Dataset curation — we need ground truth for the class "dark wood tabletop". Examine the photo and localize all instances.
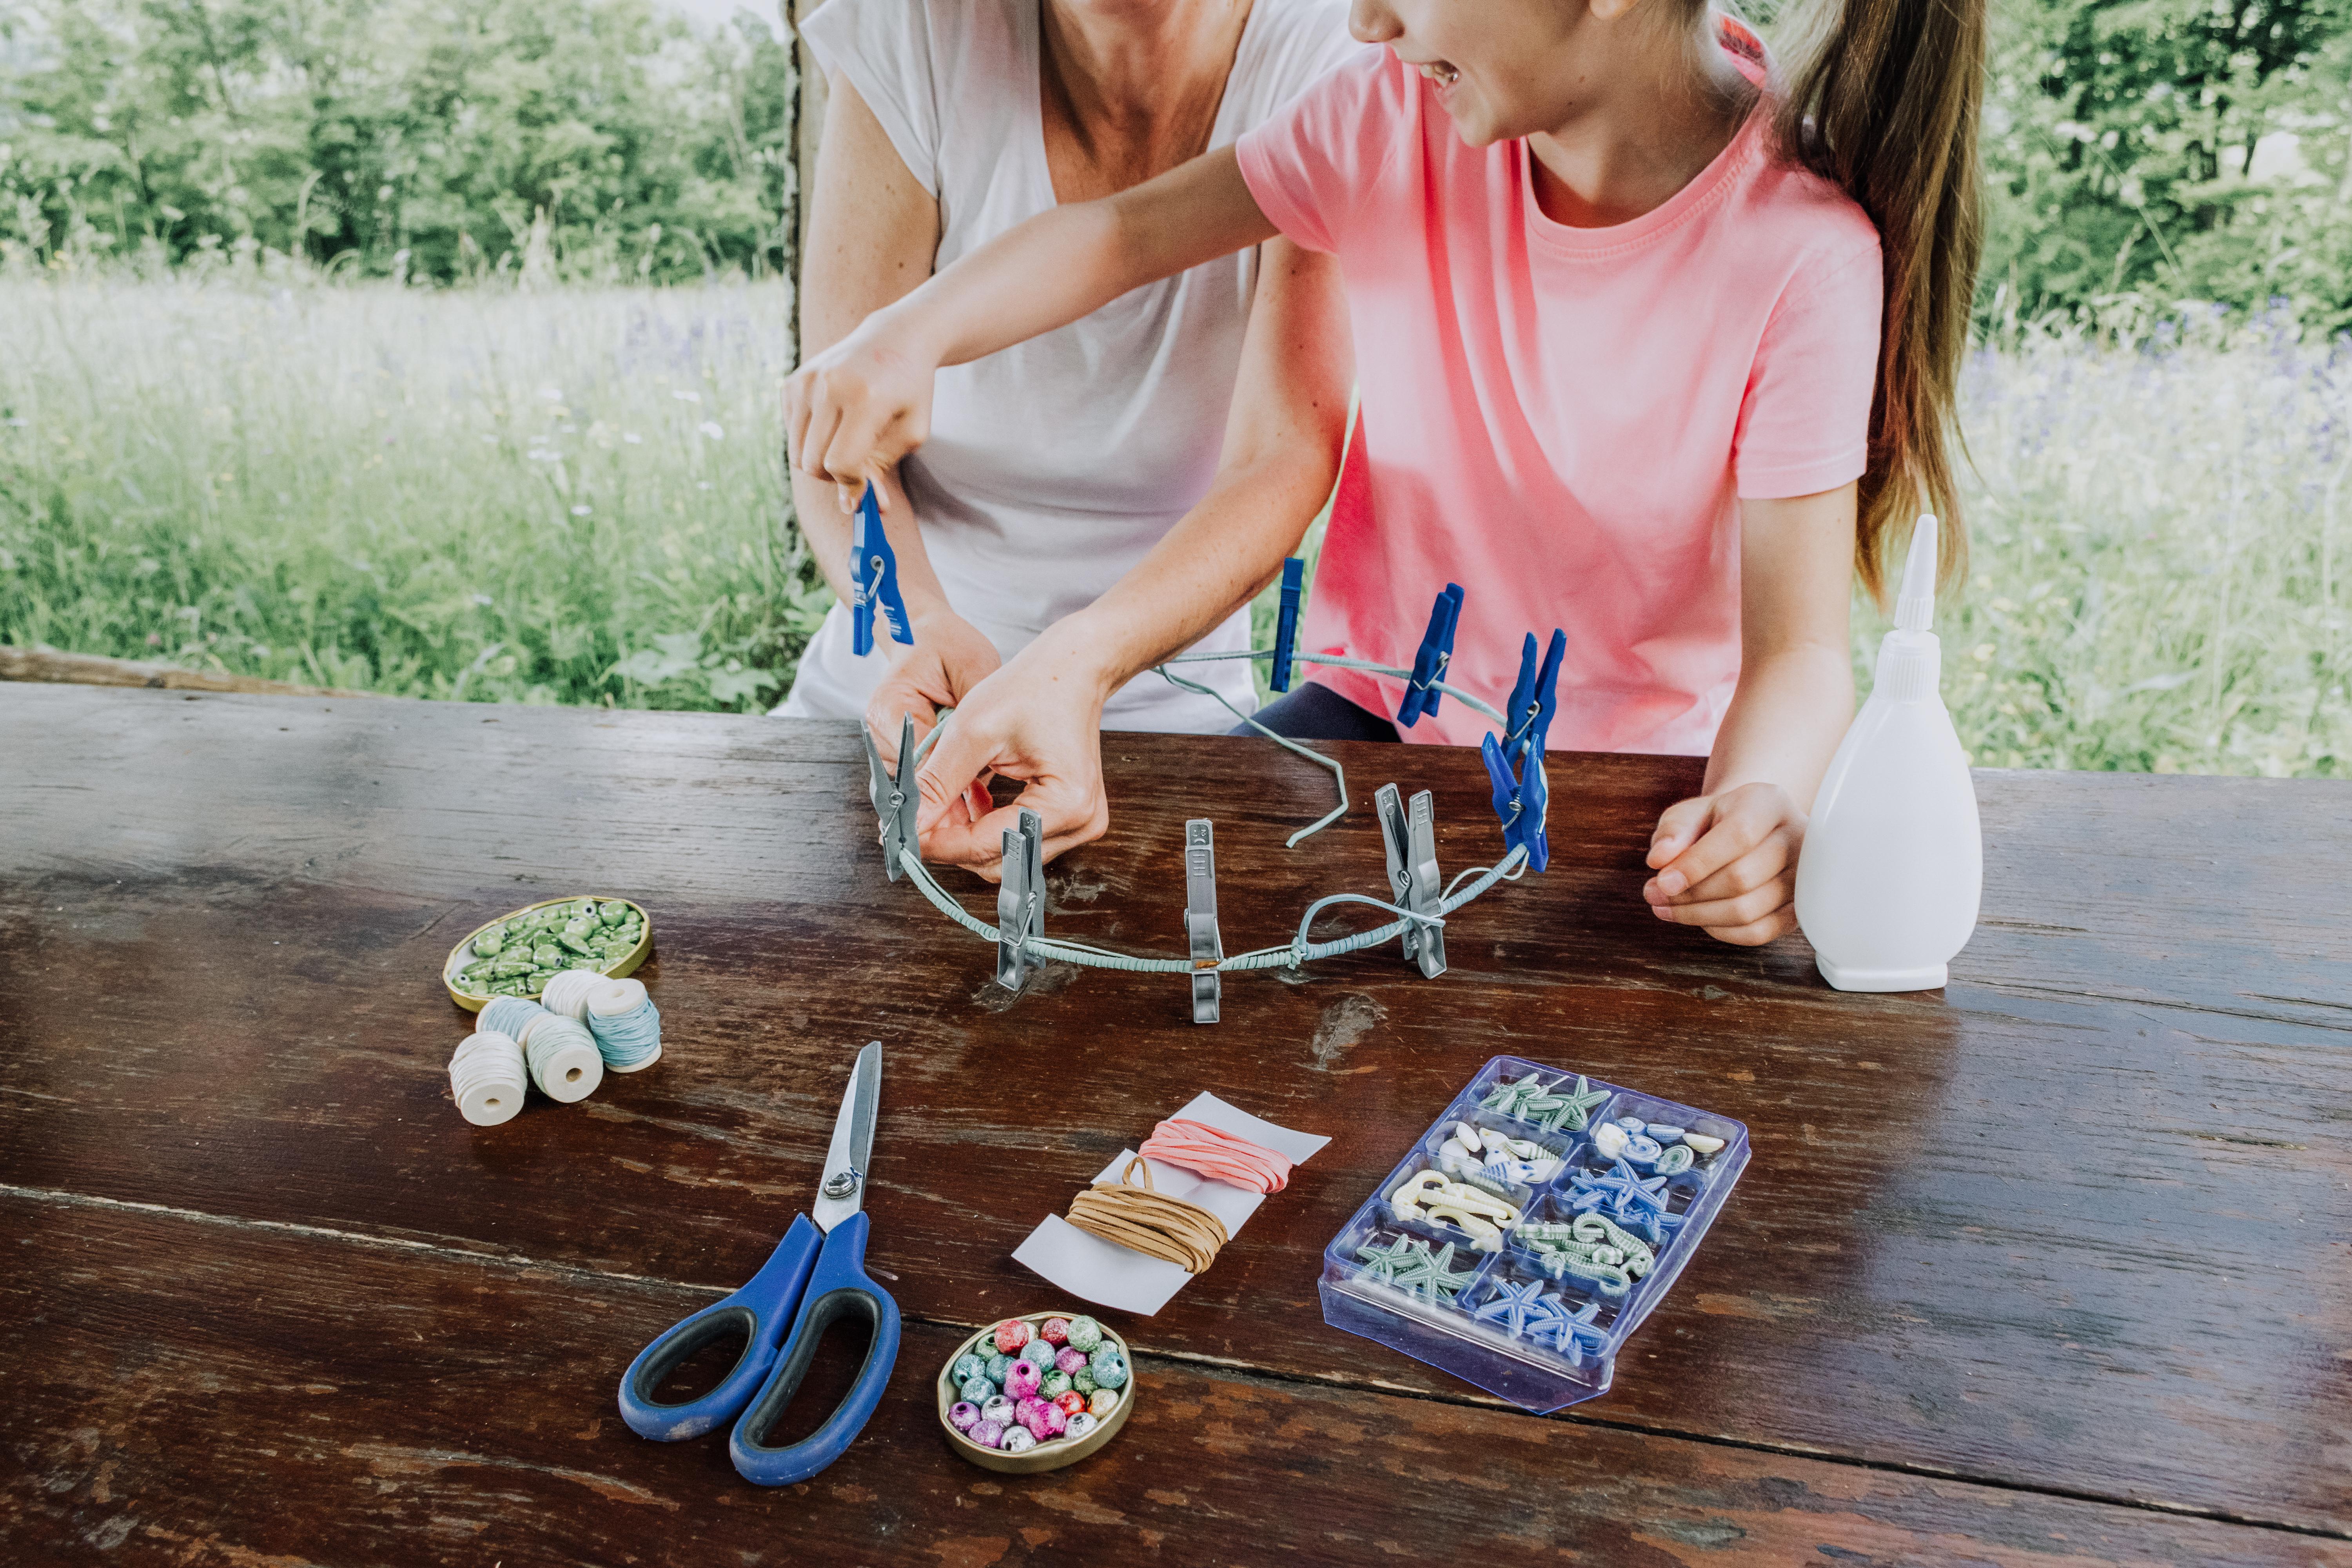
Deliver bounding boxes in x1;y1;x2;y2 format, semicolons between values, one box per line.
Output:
3;684;2347;1566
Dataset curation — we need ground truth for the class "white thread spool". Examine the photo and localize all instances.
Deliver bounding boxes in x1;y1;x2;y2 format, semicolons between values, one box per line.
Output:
518;1011;604;1103
450;1030;528;1126
540;968;601;1021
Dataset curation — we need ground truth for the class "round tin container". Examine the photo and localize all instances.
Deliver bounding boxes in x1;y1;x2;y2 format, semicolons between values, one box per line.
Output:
936;1312;1136;1474
442;896;652;1011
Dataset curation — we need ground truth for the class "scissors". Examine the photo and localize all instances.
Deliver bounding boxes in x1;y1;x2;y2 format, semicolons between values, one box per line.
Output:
617;1040;901;1485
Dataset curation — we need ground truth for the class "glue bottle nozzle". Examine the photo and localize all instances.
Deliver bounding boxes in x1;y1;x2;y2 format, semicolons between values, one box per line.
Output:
1893;514;1938;634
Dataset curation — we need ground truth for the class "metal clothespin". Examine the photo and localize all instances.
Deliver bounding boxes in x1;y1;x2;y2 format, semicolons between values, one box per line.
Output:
995;808;1045;991
850;483;914;657
1269;558;1305;695
1483;630;1565;871
863;712;922;882
1375;783;1446;978
1183;819;1223;1023
1396;583;1464;728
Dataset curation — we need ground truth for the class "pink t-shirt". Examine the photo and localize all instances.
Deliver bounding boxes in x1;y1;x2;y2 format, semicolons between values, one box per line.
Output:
1235;34;1883;753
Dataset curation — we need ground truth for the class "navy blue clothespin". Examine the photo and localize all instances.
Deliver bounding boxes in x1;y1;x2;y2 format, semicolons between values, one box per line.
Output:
863;712;921;882
850;483;914;658
995;808;1045;991
1396;583;1464;728
1482;630;1565;872
1183;819;1223;1023
1269;558;1305;695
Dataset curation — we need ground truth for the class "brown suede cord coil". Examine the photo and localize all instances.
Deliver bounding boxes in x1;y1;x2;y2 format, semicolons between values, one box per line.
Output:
1065;1156;1231;1274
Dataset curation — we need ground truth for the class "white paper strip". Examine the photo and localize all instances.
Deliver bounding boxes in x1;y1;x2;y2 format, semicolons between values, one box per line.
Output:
1009;1092;1331;1316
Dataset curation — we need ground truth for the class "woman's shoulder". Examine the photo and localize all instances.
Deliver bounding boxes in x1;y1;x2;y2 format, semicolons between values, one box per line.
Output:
800;0;1025;91
1229;0;1375;120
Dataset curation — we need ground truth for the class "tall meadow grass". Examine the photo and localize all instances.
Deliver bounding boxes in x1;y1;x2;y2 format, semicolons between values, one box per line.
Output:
0;272;824;710
5;272;2350;775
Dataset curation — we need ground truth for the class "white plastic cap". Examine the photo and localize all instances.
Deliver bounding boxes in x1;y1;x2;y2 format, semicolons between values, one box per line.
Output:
1894;514;1938;633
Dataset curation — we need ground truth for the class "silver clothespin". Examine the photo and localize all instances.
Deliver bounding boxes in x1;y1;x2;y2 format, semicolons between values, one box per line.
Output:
995;808;1045;990
1183;818;1223;1024
863;713;921;882
1376;783;1446;978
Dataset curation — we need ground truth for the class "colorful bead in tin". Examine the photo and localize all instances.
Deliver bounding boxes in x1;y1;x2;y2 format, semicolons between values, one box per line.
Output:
1020;1339;1059;1371
1071;1368;1098;1395
952;1353;988;1385
1088;1347;1129;1389
959;1374;995;1403
993;1320;1033;1355
1040;1316;1072;1346
970;1419;1005;1449
982;1396;1014;1425
1055;1347;1088;1376
984;1352;1012;1385
948;1401;981;1431
1065;1411;1099;1440
1041;1371;1072;1398
1052;1390;1087;1416
1065;1315;1103;1353
1089;1387;1120;1418
1001;1426;1038;1454
1005;1361;1043;1400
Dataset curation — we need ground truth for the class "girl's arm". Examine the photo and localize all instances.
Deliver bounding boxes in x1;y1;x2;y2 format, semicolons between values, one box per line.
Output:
783;147;1280;514
793;74;1004;781
906;237;1355;875
1644;483;1859;944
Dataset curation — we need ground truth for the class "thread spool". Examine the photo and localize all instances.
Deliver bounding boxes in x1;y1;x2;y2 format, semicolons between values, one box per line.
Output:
585;977;662;1072
540;969;600;1021
518;1011;604;1103
479;996;546;1040
450;1030;528;1127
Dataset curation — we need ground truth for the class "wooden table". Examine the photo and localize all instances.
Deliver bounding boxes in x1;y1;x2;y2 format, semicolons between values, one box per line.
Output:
4;685;2347;1566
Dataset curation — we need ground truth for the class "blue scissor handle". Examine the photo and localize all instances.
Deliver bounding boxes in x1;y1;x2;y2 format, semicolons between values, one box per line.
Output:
729;1210;902;1487
617;1214;822;1442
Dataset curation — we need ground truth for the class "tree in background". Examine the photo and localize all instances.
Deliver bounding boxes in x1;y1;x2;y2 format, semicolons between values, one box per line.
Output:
1981;0;2352;327
0;0;795;283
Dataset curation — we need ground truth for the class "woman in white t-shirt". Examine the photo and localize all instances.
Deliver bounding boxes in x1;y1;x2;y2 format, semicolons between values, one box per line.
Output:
779;0;1358;868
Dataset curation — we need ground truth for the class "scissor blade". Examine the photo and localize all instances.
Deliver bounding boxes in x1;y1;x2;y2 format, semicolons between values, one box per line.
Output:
811;1042;882;1233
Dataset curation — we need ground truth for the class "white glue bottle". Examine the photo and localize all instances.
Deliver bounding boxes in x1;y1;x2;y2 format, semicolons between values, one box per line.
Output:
1795;514;1982;991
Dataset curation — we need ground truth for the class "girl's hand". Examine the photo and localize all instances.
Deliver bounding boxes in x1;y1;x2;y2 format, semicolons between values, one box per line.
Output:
1642;783;1806;945
783;308;941;516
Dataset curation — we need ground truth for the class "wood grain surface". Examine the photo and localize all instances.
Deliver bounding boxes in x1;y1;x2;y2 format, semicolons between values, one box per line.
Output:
3;685;2347;1564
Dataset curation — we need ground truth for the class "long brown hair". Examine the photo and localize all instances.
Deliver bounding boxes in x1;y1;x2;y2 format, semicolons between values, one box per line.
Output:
1767;0;1985;599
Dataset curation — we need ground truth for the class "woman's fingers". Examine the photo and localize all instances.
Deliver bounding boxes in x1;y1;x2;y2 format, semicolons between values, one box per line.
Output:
1660;831;1791;906
1647;786;1789;897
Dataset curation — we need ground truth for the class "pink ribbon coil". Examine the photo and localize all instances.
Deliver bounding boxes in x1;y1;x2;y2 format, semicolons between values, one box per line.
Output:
1138;1118;1294;1194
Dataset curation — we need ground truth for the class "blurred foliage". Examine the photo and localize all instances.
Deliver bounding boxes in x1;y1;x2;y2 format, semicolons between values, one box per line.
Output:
1977;0;2352;327
0;0;794;284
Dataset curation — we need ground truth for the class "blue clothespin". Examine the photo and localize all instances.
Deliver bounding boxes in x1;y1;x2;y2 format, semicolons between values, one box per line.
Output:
1481;629;1565;871
850;484;914;658
1269;558;1305;694
1395;583;1463;728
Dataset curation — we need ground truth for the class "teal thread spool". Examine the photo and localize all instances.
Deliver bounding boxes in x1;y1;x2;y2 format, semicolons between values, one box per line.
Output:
585;977;662;1072
519;1013;603;1103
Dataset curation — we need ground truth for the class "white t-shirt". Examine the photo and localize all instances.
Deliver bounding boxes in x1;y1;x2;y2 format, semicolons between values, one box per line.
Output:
778;0;1360;731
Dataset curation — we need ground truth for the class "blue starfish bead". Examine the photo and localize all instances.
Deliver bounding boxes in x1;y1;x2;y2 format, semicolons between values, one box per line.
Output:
1469;1278;1549;1338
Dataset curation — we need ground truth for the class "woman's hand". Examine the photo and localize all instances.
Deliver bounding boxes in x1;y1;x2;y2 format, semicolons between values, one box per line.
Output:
910;622;1116;880
864;608;1003;824
1642;782;1806;945
783;307;943;516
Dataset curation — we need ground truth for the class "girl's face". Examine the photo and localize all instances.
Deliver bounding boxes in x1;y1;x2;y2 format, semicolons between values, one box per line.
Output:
1348;0;1607;145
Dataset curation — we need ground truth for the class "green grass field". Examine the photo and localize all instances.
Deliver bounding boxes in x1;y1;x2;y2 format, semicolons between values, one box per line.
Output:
5;276;2349;775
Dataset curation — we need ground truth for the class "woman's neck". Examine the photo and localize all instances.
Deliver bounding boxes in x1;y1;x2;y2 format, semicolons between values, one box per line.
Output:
1040;0;1254;204
1525;21;1754;229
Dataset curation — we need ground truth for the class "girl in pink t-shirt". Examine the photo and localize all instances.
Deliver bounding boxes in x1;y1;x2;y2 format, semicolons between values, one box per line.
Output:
786;0;1985;947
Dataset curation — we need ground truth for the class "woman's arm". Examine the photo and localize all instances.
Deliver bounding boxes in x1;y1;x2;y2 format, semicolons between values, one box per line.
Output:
907;236;1356;876
793;73;1004;773
784;147;1279;514
1644;483;1858;944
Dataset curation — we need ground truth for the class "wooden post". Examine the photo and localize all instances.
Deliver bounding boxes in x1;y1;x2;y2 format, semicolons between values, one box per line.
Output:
790;0;831;361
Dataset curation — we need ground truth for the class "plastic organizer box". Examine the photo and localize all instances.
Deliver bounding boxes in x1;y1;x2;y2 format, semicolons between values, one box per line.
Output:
1319;1055;1749;1412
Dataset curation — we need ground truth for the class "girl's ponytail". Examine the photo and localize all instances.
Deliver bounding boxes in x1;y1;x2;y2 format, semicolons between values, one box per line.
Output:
1769;0;1985;599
